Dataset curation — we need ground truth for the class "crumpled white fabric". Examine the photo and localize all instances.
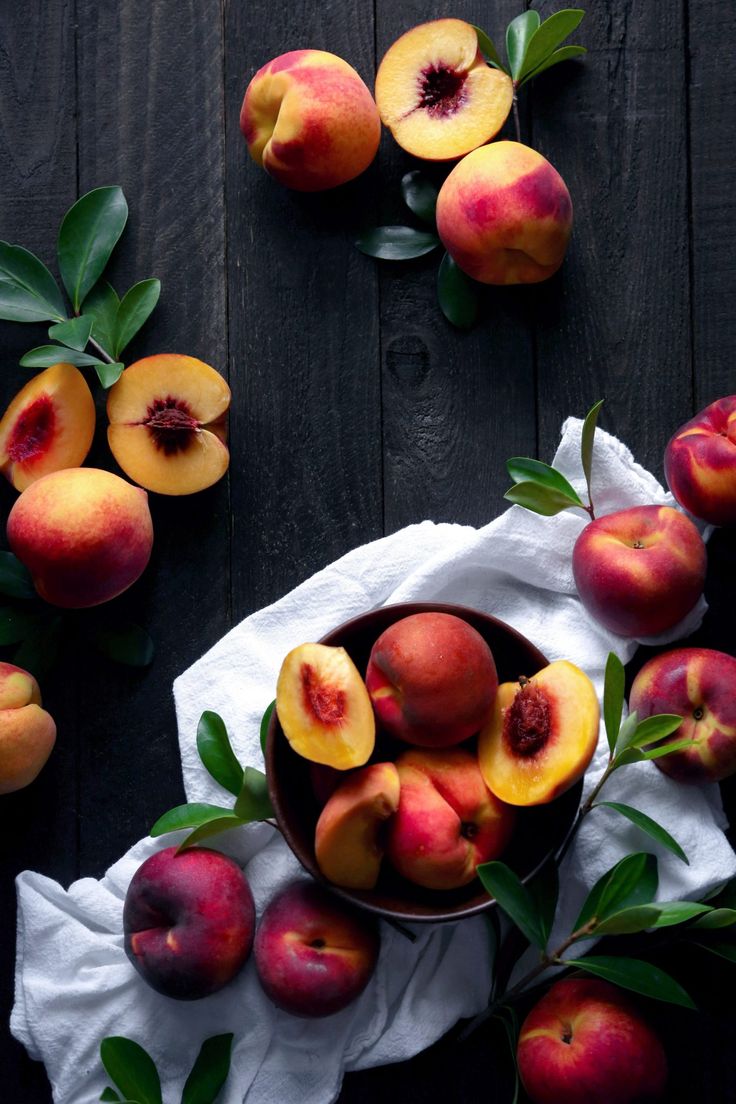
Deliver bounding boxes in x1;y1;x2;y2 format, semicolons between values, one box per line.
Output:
12;418;736;1104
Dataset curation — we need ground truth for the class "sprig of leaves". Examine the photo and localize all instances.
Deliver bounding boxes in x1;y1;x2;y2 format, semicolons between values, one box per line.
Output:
100;1033;233;1104
474;9;587;87
150;706;276;847
1;187;160;389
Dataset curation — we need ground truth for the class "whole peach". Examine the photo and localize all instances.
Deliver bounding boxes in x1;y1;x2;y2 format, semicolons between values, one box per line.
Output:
254;881;379;1017
572;505;706;637
436;141;573;284
665;395;736;525
0;662;56;794
365;611;498;747
123;846;255;1000
7;467;153;608
517;978;667;1104
240;50;381;191
630;647;736;783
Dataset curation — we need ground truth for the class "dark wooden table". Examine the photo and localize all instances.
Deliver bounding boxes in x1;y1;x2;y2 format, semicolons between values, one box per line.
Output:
1;1;734;1100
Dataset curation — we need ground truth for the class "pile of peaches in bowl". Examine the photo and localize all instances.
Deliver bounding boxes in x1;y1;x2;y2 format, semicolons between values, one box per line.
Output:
267;603;600;922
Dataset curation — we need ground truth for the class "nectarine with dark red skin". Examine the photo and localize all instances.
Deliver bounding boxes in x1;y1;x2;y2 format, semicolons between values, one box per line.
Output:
665;395;736;525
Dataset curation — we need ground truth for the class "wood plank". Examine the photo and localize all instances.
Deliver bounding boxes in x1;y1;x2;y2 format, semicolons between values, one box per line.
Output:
224;2;383;617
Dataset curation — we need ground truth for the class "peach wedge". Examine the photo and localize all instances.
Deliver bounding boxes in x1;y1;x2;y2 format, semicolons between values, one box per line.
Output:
315;762;400;890
0;363;95;491
276;643;375;770
478;660;599;806
107;354;230;495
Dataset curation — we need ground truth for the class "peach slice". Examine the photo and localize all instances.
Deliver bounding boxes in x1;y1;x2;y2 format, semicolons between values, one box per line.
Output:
107;354;230;496
478;661;599;806
276;643;375;770
375;19;513;161
315;762;400;890
0;364;95;491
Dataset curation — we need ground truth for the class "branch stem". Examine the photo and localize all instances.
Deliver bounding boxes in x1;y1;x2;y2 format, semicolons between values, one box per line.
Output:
88;335;114;363
512;90;521;142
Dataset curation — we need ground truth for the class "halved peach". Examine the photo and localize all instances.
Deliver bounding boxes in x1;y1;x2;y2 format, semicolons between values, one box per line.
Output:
276;643;375;770
375;19;513;161
106;354;230;495
315;762;400;890
0;364;95;491
478;661;600;806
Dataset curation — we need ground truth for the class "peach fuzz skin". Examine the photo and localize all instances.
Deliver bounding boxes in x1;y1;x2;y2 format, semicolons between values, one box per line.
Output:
240;50;381;192
517;978;667;1104
0;662;56;795
572;505;706;638
7;467;153;609
315;762;400;890
254;881;379;1017
436;141;573;284
630;647;736;784
124;846;255;1000
665;395;736;525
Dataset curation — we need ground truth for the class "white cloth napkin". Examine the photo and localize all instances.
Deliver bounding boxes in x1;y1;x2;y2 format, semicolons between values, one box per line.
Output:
12;419;736;1104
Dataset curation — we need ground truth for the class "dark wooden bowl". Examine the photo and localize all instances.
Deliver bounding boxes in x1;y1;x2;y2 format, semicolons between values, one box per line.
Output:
266;601;582;923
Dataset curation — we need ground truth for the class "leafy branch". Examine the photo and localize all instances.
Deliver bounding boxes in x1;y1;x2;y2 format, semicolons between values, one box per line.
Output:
100;1032;233;1104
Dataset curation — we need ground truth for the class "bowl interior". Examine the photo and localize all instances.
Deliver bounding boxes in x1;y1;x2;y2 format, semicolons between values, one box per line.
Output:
267;601;582;922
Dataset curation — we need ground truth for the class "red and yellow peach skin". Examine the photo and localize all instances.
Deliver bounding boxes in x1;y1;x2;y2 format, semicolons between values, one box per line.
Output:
315;762;400;890
665;395;736;526
241;50;381;191
436;141;573;284
0;663;56;794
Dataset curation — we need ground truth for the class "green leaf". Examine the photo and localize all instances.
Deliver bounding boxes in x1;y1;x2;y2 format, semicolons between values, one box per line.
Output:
0;553;36;600
437;252;478;329
234;766;274;821
182;1033;234;1104
527;860;559;948
613;710;639;755
100;1037;162;1104
0;605;41;645
180;815;247;849
614;746;645;767
20;344;105;369
592;904;662;936
100;1090;123;1102
150;802;236;838
566;956;696;1009
692;908;736;930
356;226;440;261
574;852;658;931
630;714;683;748
506;457;583;505
260;700;275;757
506;10;540;81
95;360;125;389
518;45;587;87
519;9;585;81
197;711;244;797
641;737;697;760
401;171;438;225
92;622;154;667
48;314;93;351
650;901;713;929
83;280;120;356
58;186;128;312
503;481;581;516
113;279;160;358
471;25;507;72
14;615;64;679
695;938;736;963
596;802;689;864
579;398;603;508
477;861;545;949
0;242;66;322
603;652;625;754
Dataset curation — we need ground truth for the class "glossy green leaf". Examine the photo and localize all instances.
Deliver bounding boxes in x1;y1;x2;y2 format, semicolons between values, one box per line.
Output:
260;700;275;757
631;714;683;748
477;861;545;949
574;852;658;931
613;710;639;755
592;904;661;936
114;279;161;357
528;859;559;948
518;45;587;87
437;252;479;329
506;457;583;504
520;9;585;81
0;553;36;600
603;652;624;754
182;1033;234;1104
401;171;438;225
506;10;540;81
197;711;244;797
180;815;247;849
83;280;120;357
92;622;154;667
234;766;274;821
58;186;128;311
100;1089;123;1102
356;226;440;260
614;746;645;767
14;615;64;679
579;398;603;507
100;1037;162;1104
694;938;736;963
566;956;696;1009
596;802;688;864
150;802;236;838
641;737;697;760
471;25;507;72
691;908;736;930
707;878;736;909
0;605;41;645
0;242;66;322
95;360;125;388
48;314;93;350
20;344;105;369
649;901;713;929
503;481;581;516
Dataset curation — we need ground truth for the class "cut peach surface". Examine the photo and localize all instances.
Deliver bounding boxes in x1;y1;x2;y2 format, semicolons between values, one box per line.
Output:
107;354;230;496
375;19;513;161
0;363;95;491
478;660;599;806
315;762;400;890
276;642;375;769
